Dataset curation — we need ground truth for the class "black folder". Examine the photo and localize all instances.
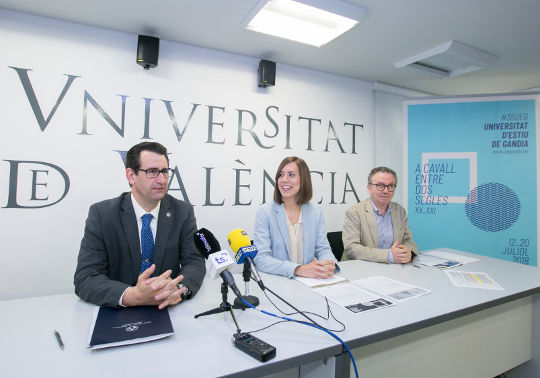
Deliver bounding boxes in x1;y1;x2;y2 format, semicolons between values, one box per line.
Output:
87;305;174;349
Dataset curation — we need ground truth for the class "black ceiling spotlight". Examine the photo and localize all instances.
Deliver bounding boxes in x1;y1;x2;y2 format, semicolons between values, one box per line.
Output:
136;35;160;70
258;60;276;88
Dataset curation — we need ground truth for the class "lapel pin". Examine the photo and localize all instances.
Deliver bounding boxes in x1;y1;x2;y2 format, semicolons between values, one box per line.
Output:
166;212;171;218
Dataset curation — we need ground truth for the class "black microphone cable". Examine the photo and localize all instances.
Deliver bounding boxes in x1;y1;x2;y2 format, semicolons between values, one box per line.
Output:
256;283;326;329
260;289;345;332
240;296;359;378
250;273;345;332
243;295;344;334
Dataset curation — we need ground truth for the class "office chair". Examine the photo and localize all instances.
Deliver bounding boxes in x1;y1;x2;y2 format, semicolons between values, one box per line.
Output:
327;231;344;261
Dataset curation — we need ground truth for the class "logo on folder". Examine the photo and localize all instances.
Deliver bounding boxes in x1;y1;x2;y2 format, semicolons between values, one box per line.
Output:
113;321;151;333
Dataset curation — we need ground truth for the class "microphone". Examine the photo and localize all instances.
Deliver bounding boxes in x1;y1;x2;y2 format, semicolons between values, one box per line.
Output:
225;230;325;331
227;229;265;290
194;228;242;298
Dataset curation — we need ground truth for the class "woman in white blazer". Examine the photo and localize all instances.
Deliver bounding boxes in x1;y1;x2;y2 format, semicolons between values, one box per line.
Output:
253;157;337;278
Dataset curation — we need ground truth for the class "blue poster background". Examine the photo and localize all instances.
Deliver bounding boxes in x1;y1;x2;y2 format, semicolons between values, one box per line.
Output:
407;99;537;266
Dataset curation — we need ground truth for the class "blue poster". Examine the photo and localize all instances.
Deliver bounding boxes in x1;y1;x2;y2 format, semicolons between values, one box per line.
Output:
406;97;537;266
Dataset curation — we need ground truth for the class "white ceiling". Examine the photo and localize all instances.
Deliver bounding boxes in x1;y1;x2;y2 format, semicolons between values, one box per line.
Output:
2;0;540;96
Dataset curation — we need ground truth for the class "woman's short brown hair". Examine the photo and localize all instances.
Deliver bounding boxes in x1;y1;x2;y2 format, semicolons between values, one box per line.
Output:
273;156;312;205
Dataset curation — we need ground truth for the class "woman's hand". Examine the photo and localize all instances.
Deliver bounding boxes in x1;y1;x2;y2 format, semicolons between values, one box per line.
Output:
294;258;335;279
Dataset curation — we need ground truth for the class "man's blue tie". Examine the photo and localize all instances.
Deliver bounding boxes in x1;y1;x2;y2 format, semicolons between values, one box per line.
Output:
140;213;154;273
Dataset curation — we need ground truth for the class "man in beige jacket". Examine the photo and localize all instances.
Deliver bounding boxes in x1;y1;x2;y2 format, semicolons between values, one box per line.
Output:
342;167;417;263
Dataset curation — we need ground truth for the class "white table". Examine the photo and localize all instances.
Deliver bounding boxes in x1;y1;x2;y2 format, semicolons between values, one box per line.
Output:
334;248;540;378
1;248;539;378
0;272;342;378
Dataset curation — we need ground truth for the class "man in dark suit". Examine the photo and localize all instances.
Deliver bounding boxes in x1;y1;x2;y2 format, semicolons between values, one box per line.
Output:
74;142;205;308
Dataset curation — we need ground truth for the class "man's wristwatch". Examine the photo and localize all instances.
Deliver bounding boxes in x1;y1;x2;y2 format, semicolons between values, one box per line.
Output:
177;283;191;300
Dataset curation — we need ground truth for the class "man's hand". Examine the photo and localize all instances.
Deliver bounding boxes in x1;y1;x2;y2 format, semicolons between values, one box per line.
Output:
294;258;335;279
122;265;187;309
390;240;412;263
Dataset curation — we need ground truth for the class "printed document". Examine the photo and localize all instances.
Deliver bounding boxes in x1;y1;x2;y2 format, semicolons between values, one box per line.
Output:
445;270;504;290
352;276;431;302
294;274;347;288
314;282;394;313
417;250;478;269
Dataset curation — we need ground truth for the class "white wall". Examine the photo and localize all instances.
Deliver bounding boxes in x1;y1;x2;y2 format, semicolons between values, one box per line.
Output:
0;10;381;300
373;89;409;204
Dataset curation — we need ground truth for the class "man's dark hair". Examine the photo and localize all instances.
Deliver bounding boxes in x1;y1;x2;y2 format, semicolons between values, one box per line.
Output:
368;166;397;185
125;142;169;171
273;156;312;205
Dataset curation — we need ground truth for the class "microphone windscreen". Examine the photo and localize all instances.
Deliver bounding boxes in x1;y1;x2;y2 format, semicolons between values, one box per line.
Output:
194;228;221;258
227;228;251;252
208;250;235;279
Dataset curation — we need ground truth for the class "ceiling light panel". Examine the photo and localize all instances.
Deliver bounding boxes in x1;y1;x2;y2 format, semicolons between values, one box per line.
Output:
243;0;366;47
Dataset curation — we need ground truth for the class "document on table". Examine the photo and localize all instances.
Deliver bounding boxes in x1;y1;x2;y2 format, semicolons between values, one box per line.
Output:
445;270;504;290
294;274;347;288
351;276;431;302
425;250;479;264
417;250;479;269
313;282;395;313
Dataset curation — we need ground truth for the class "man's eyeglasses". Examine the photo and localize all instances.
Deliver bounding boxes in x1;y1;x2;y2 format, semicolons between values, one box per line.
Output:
368;183;396;192
138;168;173;178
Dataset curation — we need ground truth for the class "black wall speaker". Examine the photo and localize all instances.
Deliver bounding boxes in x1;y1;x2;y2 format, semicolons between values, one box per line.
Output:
137;35;160;70
258;60;276;87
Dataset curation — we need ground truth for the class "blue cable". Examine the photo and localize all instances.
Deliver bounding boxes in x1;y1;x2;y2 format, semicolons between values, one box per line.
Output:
241;297;359;378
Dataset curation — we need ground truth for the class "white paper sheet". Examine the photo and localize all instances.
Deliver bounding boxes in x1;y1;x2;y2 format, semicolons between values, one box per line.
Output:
294;274;347;288
352;276;430;302
423;250;479;264
445;270;504;290
313;283;394;313
313;282;394;313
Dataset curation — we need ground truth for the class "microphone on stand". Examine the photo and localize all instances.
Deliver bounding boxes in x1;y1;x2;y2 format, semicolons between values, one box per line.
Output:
227;229;326;329
226;228;261;308
193;228;241;298
232;258;260;309
193;229;276;362
227;228;265;290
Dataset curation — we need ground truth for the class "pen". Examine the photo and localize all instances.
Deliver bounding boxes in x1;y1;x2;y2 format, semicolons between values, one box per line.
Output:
54;329;64;350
